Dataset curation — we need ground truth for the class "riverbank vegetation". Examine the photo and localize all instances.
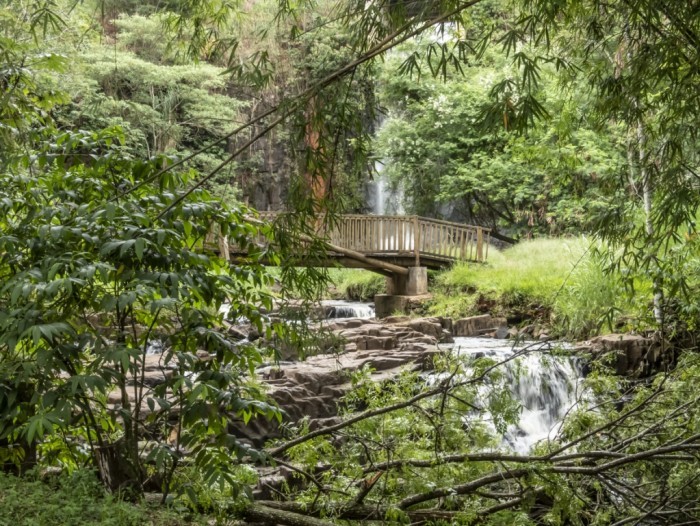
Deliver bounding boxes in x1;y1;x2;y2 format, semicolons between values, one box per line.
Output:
327;268;386;301
2;0;700;524
429;238;647;339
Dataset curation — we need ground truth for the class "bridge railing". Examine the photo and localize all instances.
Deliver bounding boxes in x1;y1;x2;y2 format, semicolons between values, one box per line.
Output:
255;213;489;263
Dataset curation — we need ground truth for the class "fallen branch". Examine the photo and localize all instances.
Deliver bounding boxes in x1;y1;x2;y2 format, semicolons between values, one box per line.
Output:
267;345;544;458
243;503;336;526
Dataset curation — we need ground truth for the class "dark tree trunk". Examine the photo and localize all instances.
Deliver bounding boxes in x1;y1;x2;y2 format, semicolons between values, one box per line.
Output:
94;440;141;494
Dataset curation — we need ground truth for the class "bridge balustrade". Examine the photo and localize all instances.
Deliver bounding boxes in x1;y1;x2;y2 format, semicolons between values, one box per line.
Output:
254;213;489;265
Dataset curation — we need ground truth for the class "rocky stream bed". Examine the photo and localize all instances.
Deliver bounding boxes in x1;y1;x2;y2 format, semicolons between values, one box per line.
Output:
114;304;671;452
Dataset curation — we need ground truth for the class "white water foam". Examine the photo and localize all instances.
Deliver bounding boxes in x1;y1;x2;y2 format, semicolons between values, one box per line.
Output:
321;300;375;319
448;337;584;454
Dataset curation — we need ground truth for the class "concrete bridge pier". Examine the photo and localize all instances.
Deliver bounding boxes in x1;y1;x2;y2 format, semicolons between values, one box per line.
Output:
386;266;428;296
375;266;428;318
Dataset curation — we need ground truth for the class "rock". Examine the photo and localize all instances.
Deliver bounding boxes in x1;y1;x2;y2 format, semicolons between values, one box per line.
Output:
227;325;248;340
441;329;455;343
438;317;453;333
520;324;534;337
227;316;453;444
454;315;507;337
405;319;442;340
507;327;520;339
364;336;396;350
577;333;670;376
332;318;371;329
383;315;412;324
494;326;510;339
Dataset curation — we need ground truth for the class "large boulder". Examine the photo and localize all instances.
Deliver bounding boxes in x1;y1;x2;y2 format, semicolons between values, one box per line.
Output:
233;316;454;444
576;333;670;376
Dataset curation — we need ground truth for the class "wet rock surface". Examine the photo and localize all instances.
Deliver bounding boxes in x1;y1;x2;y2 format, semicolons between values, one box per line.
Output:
243;316;452;443
453;314;508;337
574;333;672;376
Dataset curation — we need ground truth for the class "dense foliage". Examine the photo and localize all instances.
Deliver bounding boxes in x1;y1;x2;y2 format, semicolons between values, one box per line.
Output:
377;45;626;238
0;0;310;503
267;349;700;526
1;0;700;525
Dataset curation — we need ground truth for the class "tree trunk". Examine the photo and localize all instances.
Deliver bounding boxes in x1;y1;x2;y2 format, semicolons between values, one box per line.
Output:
94;440;141;494
243;503;336;526
637;118;664;326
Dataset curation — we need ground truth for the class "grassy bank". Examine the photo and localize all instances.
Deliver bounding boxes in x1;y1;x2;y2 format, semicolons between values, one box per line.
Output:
430;237;647;338
326;268;386;301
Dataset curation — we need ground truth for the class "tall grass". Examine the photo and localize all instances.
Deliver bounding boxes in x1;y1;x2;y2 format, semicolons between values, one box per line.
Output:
438;238;590;301
552;250;636;338
432;237;646;338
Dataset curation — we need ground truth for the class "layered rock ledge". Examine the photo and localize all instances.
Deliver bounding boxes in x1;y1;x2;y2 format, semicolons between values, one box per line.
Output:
239;316;454;443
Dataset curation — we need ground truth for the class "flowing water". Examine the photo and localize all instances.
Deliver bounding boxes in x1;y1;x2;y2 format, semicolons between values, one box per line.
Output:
223;297;584;453
321;300;375;319
366;162;405;215
447;337;584;453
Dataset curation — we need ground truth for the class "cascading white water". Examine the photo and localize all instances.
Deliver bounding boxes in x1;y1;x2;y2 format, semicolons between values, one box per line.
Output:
448;337;583;454
322;300;375;319
367;160;405;215
146;340;164;355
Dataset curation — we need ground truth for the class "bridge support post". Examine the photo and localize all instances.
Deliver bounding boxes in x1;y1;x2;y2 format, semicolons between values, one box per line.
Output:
376;267;429;318
385;266;428;296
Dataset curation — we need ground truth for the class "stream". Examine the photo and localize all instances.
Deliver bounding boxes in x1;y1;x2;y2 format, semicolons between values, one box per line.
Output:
447;337;583;453
317;302;584;454
321;300;375;319
171;300;585;454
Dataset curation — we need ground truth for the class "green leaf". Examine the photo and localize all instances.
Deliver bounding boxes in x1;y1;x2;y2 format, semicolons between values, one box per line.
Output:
135;238;145;261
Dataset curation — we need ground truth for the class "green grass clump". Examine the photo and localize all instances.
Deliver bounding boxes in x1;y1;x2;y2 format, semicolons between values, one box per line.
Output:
327;268;386;301
438;238;590;301
552;251;641;338
0;470;203;526
431;237;647;338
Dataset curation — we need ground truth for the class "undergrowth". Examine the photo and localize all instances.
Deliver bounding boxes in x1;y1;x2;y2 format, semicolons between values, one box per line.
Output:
0;470;204;526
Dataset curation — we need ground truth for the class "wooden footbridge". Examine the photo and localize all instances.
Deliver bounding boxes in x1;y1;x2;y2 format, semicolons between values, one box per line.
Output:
217;213;490;275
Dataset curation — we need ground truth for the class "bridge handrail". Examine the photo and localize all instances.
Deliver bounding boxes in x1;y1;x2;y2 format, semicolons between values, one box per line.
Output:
253;213;489;263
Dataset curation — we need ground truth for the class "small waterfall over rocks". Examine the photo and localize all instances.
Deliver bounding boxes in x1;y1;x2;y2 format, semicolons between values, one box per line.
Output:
448;337;584;454
321;300;375;319
176;298;583;454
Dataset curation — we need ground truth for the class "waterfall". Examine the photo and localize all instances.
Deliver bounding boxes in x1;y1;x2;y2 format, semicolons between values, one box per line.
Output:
146;340;164;355
322;300;375;319
367;161;405;215
448;337;584;453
